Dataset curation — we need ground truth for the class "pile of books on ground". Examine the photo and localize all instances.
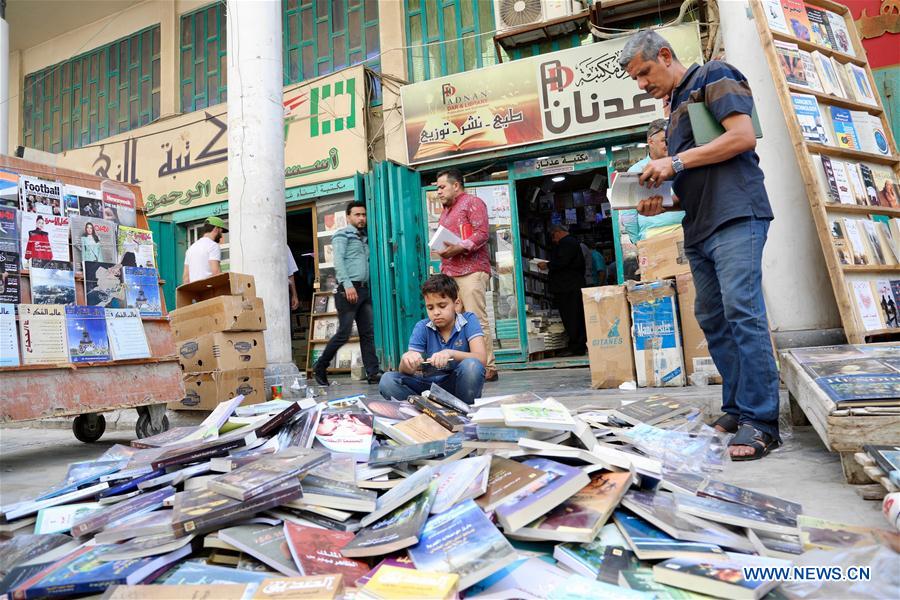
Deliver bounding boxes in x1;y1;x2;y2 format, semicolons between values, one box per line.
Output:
1;390;898;599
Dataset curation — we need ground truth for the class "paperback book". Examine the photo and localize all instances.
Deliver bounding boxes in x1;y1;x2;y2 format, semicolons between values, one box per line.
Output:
431;454;492;514
804;6;833;48
815;373;900;406
673;492;799;535
773;41;806;86
612;510;726;561
105;308;151;360
495;457;590;532
762;0;789;33
476;456;549;512
69;216;117;271
123;267;162;316
283;521;369;581
207;447;328;501
826;10;854;55
652;557;778;600
17;304;68;365
790;93;828;144
829;107;858;150
64;305;111;363
218;524;299;577
340;482;436;557
780;0;812;40
314;411;374;461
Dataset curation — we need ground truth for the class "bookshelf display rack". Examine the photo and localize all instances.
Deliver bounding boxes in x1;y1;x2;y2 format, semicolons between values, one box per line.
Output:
0;156;181;442
750;0;900;343
305;290;359;374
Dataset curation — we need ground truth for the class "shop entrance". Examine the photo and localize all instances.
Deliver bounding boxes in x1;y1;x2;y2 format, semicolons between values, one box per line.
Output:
286;206;315;368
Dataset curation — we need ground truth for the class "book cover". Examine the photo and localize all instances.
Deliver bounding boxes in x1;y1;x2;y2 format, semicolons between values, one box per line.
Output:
408;499;517;590
798;51;823;91
64;305;110;363
20;212;69;268
832;56;855;99
289;474;377;512
762;0;789;33
160;562;271;585
464;556;569;600
117;226;155;269
0;205;18;255
596;546;640;585
33;502;101;535
313;294;330;314
612;510;726;561
314;411;374;461
358;565;458;600
871;165;900;209
103;190;137;227
393;413;454;443
208;447;328;501
70;216;117;272
104;585;250;600
780;0;812;40
340;482;436;557
547;573;653;600
877;223;900;266
619;567;711;599
218;524;299;577
313;316;338;341
790;93;828;143
283;521;369;581
105;308;151;360
815;373;900;405
475;456;549;511
0;251;20;303
501;398;575;431
18;175;62;216
826;10;854;55
859;164;881;206
863;445;900;477
409;395;466;432
84;261;126;308
359;397;421;422
359;465;437;527
17;303;68;365
843;219;870;265
828;159;855;205
852;280;884;330
495;457;589;532
250;575;344;600
810;51;843;98
698;479;802;519
368;437;458;467
804;356;894;378
611;397;691;426
171;480;301;537
0;302;19;366
69;485;174;537
854;114;890;156
861;220;887;264
652;557;777;600
747;529;804;559
674;492;799;535
847;63;877;105
829;219;851;265
829;107;858;150
773;41;806;86
431;454;491;514
804;6;833;48
123;267;162;316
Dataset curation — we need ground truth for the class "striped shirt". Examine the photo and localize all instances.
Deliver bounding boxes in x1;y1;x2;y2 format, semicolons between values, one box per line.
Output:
667;61;773;246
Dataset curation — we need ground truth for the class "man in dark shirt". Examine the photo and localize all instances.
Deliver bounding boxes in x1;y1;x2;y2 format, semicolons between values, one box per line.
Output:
619;30;780;461
538;224;586;355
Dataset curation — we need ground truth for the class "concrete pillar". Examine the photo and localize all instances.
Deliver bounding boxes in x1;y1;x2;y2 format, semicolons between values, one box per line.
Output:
226;0;298;387
0;1;9;156
378;0;409;164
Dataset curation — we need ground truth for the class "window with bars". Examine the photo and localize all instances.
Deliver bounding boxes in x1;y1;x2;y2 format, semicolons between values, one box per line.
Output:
180;3;227;113
283;0;380;85
22;26;161;153
404;0;496;83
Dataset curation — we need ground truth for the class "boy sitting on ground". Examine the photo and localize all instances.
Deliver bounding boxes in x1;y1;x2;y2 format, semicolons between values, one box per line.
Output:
379;274;487;405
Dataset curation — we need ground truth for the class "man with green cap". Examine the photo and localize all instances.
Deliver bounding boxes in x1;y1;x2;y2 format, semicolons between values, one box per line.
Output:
183;216;227;283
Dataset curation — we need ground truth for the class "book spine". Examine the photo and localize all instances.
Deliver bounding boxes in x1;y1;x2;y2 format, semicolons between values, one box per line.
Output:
256;403;302;438
152;439;249;470
410;397;463;432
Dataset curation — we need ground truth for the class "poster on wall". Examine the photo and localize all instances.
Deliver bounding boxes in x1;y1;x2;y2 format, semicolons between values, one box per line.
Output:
401;23;702;165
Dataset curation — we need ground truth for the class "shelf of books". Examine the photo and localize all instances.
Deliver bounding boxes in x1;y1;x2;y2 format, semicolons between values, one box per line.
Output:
0;156;182;427
305;291;361;374
752;0;900;343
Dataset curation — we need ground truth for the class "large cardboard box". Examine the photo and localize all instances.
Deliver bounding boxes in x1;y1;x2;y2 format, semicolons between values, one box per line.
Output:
173;368;265;411
170;296;266;340
583;286;636;389
627;280;686;387
637;228;690;280
177;331;266;372
675;273;722;384
176;272;256;308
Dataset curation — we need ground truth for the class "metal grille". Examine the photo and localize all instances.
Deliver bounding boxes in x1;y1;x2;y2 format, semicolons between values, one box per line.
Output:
23;26;161;152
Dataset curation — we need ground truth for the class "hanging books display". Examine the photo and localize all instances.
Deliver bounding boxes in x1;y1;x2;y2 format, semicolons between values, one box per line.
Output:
0;205;18;255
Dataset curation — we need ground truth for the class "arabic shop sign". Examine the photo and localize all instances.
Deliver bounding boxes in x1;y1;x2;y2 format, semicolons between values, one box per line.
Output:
401;23;701;165
512;149;606;176
55;66;368;216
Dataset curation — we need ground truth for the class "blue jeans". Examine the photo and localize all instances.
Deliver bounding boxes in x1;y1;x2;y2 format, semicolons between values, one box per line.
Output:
684;217;780;441
379;358;486;405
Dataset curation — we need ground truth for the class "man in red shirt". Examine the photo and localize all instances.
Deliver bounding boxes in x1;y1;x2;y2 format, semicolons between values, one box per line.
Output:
434;169;497;382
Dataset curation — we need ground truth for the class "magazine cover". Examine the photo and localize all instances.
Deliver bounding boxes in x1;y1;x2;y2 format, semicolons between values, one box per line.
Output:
313;411;374;461
63;184;103;218
117;225;155;269
18;303;68;365
124;266;162;316
19;175;63;216
0;170;18;208
105;308;151;360
0;205;18;254
0;302;19;367
0;250;20;303
70;216;118;271
30;259;76;305
102;188;137;227
84;261;126;308
65;305;111;363
20;212;70;267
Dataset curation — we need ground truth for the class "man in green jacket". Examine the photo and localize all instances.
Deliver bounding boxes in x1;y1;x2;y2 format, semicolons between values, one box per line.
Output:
313;201;383;385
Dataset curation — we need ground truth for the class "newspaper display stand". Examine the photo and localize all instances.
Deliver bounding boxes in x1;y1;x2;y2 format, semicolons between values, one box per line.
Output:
0;156;181;442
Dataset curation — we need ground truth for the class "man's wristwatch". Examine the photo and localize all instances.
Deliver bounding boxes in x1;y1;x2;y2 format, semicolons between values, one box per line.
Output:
671;154;685;174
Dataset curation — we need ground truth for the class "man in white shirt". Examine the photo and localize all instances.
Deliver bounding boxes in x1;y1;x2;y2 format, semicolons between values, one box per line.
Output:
287;247;299;311
183;216;226;283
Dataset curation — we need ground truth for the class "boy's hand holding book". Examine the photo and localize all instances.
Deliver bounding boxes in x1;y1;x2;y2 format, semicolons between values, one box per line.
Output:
400;351;424;374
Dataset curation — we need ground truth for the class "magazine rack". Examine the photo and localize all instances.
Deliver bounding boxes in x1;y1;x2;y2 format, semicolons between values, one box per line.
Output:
305;290;360;375
0;156;182;442
750;0;900;343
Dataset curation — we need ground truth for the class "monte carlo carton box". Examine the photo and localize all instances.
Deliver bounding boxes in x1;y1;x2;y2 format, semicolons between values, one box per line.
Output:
582;286;636;389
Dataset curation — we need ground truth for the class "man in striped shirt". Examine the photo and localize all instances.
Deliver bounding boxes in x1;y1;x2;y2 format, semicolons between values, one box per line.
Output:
619;30;780;461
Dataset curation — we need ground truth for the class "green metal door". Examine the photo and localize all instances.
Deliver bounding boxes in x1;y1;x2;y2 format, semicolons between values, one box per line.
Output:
148;218;177;311
367;161;426;369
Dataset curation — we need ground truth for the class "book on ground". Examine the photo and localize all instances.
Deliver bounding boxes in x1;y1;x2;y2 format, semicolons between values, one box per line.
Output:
218;524;299;577
283;521;369;581
613;510;726;561
359;465;436;527
357;564;458;600
652;557;779;600
431;454;492;514
341;481;436;557
208;447;327;501
250;575;344;600
501;398;575;431
290;474;377;512
673;492;798;535
475;456;549;512
697;479;802;520
314;411;374;461
495;457;589;533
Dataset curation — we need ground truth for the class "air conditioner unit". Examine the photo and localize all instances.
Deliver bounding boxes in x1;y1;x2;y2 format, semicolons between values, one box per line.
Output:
494;0;581;32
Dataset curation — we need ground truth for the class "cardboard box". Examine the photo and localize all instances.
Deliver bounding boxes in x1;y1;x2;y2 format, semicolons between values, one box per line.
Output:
172;368;265;411
675;273;722;384
177;331;266;372
176;272;257;308
637;228;690;280
583;286;636;389
170;296;266;340
627;280;685;387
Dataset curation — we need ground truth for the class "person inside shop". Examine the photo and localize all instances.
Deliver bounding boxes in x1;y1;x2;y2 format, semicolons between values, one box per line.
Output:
590;242;607;287
182;216;226;283
621;118;686;246
433;168;498;383
620;30;780;461
287;246;300;311
313;201;383;386
379;274;486;405
537;224;586;356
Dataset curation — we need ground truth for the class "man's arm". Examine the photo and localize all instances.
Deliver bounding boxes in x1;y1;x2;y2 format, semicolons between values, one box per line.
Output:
208;260;222;276
182;263;190;284
331;232;352;291
288;276;299;311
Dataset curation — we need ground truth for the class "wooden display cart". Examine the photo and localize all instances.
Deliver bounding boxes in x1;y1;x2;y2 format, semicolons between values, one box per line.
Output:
750;0;900;343
0;157;181;442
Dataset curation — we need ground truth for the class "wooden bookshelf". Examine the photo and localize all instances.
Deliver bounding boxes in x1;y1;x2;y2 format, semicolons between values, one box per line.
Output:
750;0;900;343
305;290;361;374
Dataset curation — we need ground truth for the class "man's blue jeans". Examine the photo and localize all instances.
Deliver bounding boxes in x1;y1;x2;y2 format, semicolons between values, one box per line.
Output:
685;217;780;441
378;358;486;405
